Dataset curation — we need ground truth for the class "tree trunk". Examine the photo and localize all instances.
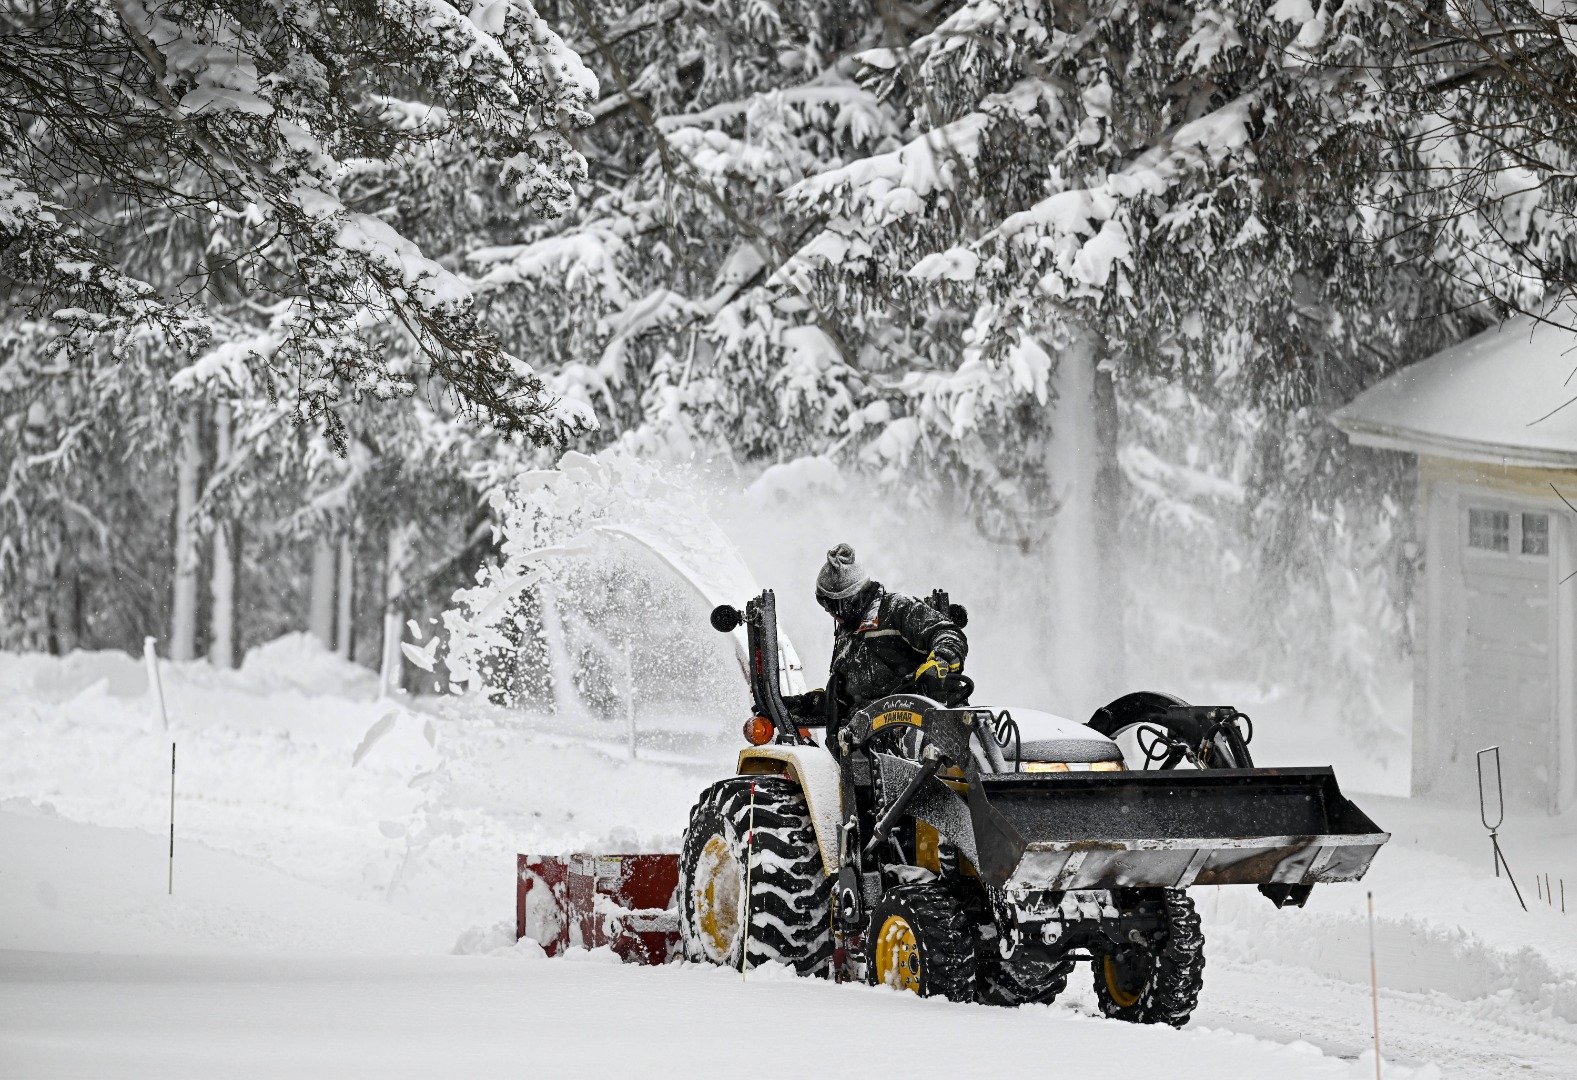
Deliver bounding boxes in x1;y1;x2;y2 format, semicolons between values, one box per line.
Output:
47;545;83;655
1092;355;1124;694
309;537;336;646
171;409;201;662
1043;334;1122;712
335;531;354;660
209;405;237;669
379;524;412;698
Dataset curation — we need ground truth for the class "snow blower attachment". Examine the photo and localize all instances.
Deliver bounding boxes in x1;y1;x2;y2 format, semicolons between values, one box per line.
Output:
519;587;1389;1027
518;853;679;964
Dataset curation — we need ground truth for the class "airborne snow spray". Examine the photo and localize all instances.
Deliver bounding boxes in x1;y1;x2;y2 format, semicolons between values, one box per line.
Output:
1367;892;1382;1080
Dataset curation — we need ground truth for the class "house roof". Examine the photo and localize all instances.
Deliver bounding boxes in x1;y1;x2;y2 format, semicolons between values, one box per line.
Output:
1332;312;1577;469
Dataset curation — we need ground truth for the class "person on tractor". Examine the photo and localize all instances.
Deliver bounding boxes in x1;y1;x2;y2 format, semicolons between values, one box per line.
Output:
786;544;967;738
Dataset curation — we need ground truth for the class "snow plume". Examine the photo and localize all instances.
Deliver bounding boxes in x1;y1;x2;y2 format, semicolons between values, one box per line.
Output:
425;446;1126;722
414;430;1410;754
1118;378;1413;757
427;451;799;715
706;458;1085;710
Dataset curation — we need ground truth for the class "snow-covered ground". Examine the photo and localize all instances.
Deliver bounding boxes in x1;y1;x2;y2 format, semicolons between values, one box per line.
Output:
2;642;1575;1078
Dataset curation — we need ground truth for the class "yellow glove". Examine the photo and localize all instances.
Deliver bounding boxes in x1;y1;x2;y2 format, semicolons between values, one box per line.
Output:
915;650;962;680
915;650;962;697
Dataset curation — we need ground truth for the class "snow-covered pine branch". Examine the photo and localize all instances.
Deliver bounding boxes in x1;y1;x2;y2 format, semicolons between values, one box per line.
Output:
0;0;599;446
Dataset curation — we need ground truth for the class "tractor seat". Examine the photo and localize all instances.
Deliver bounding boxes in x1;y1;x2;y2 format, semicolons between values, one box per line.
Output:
1007;708;1124;764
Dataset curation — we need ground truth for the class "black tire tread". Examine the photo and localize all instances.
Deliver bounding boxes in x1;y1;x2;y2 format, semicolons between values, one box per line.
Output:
953;884;1073;1007
980;952;1075;1007
1092;889;1205;1027
678;775;832;975
865;884;976;1002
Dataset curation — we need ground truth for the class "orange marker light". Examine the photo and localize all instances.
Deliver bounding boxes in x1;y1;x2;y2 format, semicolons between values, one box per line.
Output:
743;716;774;745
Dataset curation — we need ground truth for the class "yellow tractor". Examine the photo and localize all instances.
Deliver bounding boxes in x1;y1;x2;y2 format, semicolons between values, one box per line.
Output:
679;589;1388;1025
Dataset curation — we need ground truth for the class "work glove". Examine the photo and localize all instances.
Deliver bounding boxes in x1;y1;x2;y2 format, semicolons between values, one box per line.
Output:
914;646;962;698
787;688;827;719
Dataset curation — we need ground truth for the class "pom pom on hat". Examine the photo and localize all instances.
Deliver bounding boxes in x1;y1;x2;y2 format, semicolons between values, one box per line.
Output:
816;543;870;600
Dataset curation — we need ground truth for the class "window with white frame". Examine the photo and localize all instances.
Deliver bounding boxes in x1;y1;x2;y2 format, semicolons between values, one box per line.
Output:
1466;506;1548;559
1468;508;1509;552
1522;512;1549;557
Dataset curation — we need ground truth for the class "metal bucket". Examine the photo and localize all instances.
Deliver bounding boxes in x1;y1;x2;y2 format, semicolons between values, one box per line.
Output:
967;767;1388;894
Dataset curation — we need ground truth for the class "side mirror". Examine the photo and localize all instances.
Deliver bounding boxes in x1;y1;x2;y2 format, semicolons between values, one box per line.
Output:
948;603;968;629
710;605;743;633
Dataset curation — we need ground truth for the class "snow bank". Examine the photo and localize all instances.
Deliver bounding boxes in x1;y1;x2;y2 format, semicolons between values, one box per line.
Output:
0;637;734;936
1207;850;1577;1025
0;803;450;955
238;632;382;697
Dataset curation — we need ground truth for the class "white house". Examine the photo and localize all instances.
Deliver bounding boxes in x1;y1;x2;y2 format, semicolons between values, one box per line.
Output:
1332;314;1577;814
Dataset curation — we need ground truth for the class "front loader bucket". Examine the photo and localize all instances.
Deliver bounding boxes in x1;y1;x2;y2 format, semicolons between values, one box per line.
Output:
968;767;1387;894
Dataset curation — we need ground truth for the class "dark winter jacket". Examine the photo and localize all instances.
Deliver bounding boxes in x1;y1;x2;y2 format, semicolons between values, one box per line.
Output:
804;587;967;721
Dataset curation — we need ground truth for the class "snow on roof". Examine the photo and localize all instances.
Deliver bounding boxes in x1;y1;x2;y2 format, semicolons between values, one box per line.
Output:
1332;312;1577;469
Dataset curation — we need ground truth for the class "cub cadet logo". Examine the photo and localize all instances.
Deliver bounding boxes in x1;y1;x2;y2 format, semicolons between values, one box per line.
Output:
872;710;923;731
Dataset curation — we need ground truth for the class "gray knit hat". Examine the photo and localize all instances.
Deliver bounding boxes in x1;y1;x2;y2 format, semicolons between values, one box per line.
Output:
816;543;871;601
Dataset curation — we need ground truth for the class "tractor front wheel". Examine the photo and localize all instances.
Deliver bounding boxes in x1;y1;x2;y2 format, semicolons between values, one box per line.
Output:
678;775;831;975
979;951;1075;1007
959;887;1073;1007
865;885;976;1001
1091;889;1205;1027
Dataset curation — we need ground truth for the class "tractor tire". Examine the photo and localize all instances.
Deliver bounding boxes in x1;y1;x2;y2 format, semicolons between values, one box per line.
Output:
978;951;1075;1007
958;888;1073;1007
865;884;976;1002
678;775;831;975
1091;889;1205;1027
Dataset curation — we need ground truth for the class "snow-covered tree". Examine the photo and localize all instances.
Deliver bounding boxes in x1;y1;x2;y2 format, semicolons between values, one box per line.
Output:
1;0;608;651
0;0;599;447
468;0;906;458
1351;0;1577;325
765;0;1512;712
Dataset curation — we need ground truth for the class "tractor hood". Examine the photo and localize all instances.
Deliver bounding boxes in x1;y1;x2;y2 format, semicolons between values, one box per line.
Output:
1002;707;1122;764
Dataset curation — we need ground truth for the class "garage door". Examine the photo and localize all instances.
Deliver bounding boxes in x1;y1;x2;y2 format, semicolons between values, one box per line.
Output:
1457;506;1553;807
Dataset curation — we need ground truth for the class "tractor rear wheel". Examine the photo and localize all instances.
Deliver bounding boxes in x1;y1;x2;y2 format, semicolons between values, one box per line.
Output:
1091;889;1205;1027
865;884;976;1001
678;775;831;975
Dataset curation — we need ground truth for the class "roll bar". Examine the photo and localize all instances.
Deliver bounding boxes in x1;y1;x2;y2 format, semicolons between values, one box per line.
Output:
710;590;803;744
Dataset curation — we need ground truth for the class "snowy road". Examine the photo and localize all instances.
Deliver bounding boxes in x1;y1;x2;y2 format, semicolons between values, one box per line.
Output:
1159;960;1576;1079
4;946;1574;1079
1;807;1574;1078
0;950;1429;1080
7;811;1573;1080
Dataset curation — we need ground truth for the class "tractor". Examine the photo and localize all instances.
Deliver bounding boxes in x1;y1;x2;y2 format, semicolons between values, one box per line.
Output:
678;589;1387;1024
